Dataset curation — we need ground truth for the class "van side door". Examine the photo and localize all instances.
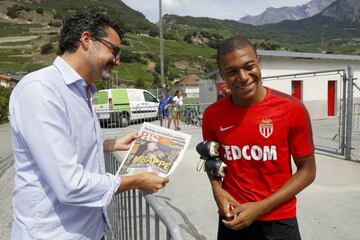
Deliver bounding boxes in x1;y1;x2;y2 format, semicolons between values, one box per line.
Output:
143;91;159;119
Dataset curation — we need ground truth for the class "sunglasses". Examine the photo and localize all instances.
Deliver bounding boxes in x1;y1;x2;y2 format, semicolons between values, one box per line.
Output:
92;35;121;61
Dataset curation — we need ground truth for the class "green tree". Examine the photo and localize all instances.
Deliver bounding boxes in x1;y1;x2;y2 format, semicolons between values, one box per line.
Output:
94;81;107;90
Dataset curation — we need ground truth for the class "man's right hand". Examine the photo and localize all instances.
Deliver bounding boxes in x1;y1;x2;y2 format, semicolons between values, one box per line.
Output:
212;182;240;220
137;172;169;193
118;172;169;193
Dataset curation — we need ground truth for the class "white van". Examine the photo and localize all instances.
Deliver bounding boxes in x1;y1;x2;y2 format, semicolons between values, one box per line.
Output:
93;88;159;127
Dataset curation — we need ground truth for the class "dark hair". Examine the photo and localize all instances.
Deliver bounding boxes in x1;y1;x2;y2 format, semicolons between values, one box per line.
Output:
59;10;124;54
216;35;257;67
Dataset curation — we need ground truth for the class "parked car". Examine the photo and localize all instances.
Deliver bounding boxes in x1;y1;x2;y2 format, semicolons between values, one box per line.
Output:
93;88;159;127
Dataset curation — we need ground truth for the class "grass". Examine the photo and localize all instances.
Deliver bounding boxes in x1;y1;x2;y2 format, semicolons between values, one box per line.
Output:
113;62;153;87
125;33;216;59
0;29;215;86
0;22;42;37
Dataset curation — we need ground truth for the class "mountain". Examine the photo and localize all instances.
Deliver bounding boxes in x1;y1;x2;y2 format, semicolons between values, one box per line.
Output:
320;0;360;22
163;0;360;54
239;0;336;26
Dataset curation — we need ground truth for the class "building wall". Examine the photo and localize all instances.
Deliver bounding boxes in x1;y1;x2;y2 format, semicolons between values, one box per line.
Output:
198;79;217;112
183;85;199;98
260;57;360;119
0;80;17;88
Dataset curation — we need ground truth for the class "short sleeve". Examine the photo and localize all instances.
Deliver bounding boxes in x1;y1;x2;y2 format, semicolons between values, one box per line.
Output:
288;102;314;158
201;108;218;141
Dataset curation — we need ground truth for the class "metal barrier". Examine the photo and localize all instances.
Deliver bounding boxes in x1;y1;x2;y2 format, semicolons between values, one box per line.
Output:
104;151;184;240
354;103;360;132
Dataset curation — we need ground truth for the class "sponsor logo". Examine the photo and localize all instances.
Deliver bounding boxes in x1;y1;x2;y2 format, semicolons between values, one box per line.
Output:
223;144;278;161
220;125;234;132
259;118;273;138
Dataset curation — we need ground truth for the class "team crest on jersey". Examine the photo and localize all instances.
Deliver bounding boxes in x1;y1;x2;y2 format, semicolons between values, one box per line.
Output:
259;118;273;138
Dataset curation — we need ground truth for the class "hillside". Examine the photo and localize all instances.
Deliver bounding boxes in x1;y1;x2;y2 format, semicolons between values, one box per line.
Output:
0;0;217;88
163;0;360;54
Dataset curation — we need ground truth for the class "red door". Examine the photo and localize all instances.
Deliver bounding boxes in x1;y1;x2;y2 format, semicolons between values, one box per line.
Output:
291;81;302;100
328;81;336;116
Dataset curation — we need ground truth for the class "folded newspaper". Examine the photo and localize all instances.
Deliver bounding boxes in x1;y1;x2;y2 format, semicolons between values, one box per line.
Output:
116;122;192;177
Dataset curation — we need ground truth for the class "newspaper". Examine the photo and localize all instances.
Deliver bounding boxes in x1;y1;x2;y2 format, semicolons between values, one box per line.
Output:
116;122;192;177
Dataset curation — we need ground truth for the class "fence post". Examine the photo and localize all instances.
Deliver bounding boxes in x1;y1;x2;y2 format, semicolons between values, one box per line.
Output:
340;72;347;156
345;65;354;160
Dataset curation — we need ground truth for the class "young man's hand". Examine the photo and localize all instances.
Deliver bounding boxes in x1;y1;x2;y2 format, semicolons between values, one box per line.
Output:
212;185;240;220
222;201;266;230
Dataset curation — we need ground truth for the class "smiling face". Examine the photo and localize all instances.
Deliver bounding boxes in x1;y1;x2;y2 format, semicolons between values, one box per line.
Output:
89;27;121;81
218;46;266;106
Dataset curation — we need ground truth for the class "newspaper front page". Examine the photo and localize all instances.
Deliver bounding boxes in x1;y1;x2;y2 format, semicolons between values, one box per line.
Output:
116;122;192;177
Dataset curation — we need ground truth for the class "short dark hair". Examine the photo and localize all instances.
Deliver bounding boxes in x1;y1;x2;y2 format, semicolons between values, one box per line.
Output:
59;10;124;54
216;35;257;67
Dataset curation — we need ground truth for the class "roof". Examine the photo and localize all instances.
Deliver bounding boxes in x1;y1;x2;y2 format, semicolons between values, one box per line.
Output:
0;74;23;82
174;74;199;85
203;50;360;78
258;50;360;61
0;75;16;82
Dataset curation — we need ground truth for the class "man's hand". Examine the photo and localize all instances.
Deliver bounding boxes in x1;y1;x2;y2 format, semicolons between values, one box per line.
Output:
212;185;240;220
222;201;266;230
137;172;170;193
104;133;139;152
118;172;169;193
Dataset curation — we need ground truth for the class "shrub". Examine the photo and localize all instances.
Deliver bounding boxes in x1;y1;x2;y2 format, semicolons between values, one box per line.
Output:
149;30;159;37
40;42;54;54
6;5;25;19
36;8;44;14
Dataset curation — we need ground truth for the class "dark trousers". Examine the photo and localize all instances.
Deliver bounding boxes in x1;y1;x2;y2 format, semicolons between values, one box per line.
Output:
218;217;301;240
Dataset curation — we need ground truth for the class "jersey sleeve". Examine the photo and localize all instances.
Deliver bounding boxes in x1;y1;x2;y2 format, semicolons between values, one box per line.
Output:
201;108;218;141
288;102;314;158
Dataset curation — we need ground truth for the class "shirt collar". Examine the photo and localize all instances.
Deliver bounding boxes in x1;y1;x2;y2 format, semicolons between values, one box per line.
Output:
53;56;97;95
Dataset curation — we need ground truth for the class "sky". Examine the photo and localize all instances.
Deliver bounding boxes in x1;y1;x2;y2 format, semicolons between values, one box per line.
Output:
122;0;312;23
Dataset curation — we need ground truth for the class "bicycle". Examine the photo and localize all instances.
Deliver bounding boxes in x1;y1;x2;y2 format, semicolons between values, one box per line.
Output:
182;105;202;127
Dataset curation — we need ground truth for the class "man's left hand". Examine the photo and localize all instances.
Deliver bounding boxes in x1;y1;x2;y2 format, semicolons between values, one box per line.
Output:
104;133;139;152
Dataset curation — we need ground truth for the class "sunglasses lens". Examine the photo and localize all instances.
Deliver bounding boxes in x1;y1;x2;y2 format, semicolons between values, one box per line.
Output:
115;48;121;60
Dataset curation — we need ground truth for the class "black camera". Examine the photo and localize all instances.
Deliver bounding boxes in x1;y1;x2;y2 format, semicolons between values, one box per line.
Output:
196;141;226;178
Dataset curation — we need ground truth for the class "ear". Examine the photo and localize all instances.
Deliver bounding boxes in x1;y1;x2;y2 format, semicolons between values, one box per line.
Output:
79;31;91;51
218;67;226;82
257;56;261;64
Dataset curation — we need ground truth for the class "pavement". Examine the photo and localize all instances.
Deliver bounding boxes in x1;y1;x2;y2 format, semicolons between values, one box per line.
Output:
1;122;360;240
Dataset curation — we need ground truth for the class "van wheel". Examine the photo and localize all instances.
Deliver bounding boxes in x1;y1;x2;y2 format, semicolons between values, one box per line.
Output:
119;113;130;127
99;119;108;128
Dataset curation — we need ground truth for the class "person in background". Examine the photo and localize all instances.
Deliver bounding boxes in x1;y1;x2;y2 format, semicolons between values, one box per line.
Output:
201;35;316;240
165;98;176;129
158;86;172;127
9;10;169;240
172;89;183;130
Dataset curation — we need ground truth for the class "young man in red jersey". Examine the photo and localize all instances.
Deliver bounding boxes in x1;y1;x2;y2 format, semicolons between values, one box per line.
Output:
201;35;316;240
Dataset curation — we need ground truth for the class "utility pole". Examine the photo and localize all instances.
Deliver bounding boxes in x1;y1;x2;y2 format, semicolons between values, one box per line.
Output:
159;0;165;91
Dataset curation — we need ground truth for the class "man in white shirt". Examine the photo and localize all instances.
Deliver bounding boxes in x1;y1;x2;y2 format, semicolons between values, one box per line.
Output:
9;10;169;240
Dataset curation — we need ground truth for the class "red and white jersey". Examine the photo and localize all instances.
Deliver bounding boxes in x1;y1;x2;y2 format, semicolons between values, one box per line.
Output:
202;87;314;221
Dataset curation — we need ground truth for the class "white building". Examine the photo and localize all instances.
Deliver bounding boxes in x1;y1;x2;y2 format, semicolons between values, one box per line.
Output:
174;74;200;98
200;50;360;119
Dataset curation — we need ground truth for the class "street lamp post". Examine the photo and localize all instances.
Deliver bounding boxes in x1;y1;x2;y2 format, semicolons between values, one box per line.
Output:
159;0;165;91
